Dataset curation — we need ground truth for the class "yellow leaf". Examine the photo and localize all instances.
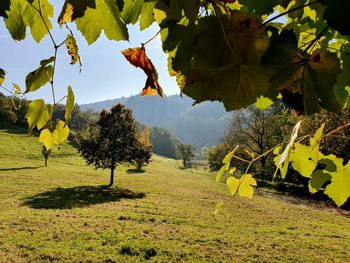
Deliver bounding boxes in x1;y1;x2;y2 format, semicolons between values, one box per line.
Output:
39;129;54;150
226;176;240;196
238;174;257;199
65;86;75;122
58;2;73;27
65;34;82;69
53;120;69;145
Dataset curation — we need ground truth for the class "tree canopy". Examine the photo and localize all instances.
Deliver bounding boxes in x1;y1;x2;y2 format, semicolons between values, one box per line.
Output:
78;104;151;187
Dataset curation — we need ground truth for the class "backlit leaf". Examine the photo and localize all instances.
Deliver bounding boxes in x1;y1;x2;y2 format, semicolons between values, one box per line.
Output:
122;46;164;97
39;129;54;150
139;0;156;30
75;0;128;45
65;35;82;69
227;174;257;199
255;95;273;111
53;120;70;145
25;60;54;93
216;145;239;182
121;0;143;25
309;170;331;194
5;0;53;42
58;2;73;26
65;86;75;123
25;99;50;133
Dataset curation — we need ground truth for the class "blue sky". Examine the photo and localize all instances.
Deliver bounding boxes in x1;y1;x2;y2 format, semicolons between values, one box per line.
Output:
0;1;178;104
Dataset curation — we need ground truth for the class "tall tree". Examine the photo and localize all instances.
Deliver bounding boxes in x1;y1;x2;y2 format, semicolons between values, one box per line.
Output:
78;104;145;187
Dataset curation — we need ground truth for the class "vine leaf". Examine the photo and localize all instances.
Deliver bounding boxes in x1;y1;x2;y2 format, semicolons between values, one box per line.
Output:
53;120;70;145
216;145;239;182
121;0;143;25
58;2;73;26
0;68;6;85
139;0;156;30
333;44;350;107
25;58;54;93
227;174;257;199
321;155;350;206
25;99;50;133
309;170;331;194
75;0;128;45
39;129;54;150
180;15;270;110
65;35;82;70
65;86;75;123
122;46;164;97
5;0;54;42
255;95;273;111
58;0;95;24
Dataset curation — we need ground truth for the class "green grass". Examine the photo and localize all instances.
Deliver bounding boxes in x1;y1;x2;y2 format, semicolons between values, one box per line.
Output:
0;129;349;262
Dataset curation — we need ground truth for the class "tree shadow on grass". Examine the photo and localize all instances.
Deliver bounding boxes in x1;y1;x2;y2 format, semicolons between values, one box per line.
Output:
127;168;145;174
22;186;145;209
0;166;41;171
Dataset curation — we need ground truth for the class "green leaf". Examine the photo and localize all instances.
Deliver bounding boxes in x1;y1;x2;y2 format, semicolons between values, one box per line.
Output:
180;15;270;111
139;0;156;30
309;170;331;194
121;0;144;25
75;0;128;45
25;61;53;93
25;99;50;133
290;143;319;178
65;86;75;123
239;0;279;16
40;56;55;67
5;0;53;42
324;159;350;207
39;129;54;150
0;68;6;85
255;95;273;111
53;120;70;145
333;44;350;107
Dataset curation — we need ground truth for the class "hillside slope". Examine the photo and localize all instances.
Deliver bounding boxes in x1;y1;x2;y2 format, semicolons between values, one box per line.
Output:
80;95;232;148
0;129;349;262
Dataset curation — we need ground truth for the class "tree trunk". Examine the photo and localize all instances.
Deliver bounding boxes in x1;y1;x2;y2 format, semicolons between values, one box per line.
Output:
107;157;115;187
44;157;47;167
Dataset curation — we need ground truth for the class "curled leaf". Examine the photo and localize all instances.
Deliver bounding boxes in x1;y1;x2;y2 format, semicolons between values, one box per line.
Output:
122;46;164;97
65;86;75;123
66;34;82;70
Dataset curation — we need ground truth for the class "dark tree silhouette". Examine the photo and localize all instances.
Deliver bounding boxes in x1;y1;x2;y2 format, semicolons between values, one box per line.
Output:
78;104;150;187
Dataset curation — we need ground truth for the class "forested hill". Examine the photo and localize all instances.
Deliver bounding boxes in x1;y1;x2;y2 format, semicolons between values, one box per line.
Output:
80;95;232;149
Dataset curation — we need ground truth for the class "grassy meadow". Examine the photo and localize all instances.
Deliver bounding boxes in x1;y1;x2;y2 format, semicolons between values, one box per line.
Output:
0;129;349;262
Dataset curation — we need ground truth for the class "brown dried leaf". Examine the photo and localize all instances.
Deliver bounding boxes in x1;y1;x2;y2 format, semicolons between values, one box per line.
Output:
122;46;164;97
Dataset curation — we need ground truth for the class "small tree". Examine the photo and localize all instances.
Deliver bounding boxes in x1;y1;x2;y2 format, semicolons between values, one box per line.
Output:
176;144;195;168
78;104;145;187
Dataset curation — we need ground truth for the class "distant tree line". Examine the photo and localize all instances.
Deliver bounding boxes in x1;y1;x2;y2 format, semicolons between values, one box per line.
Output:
0;93;187;160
